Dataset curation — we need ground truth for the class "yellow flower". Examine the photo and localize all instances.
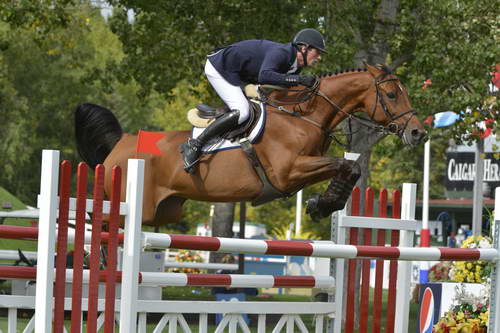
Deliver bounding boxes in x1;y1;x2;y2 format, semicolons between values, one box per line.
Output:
479;311;488;323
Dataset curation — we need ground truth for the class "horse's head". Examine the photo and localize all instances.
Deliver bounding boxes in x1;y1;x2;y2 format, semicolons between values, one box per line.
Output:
363;64;426;146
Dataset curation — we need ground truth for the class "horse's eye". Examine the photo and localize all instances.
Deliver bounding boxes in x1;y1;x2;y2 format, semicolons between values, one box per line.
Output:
387;92;396;99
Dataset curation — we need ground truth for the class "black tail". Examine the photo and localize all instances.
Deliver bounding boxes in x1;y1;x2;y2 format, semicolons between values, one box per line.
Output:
75;103;123;169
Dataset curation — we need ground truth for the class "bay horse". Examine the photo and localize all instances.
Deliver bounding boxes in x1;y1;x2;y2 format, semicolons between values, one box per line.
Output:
75;64;425;226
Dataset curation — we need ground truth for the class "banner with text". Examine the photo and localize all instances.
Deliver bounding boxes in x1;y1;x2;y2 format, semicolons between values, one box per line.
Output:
446;152;500;195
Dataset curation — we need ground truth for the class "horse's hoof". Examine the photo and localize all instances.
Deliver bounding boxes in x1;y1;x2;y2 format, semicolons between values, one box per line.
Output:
306;195;322;222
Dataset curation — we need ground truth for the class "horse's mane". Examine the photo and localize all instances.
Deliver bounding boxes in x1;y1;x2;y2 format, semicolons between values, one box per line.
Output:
319;64;392;78
319;68;367;78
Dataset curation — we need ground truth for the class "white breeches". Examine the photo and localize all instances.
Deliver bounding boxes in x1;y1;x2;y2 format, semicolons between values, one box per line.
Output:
204;60;250;124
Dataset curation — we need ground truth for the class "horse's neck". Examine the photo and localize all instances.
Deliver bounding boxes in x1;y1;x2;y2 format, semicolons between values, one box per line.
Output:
314;72;372;129
261;72;372;145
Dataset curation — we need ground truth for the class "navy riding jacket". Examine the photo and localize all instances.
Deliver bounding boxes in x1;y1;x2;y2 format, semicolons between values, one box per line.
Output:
207;40;302;87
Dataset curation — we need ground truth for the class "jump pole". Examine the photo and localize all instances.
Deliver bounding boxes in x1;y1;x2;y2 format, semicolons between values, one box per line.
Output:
395;183;416;332
119;158;145;333
490;187;500;331
34;150;60;332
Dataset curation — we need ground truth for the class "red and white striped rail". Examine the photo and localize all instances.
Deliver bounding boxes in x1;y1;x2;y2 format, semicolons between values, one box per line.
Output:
0;266;333;289
0;224;124;244
140;272;334;289
142;233;500;261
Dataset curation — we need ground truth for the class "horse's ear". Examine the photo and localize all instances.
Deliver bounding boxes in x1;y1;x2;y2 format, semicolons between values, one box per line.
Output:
366;63;380;78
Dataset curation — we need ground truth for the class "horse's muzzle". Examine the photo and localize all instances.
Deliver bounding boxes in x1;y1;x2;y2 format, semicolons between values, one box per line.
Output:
403;128;427;146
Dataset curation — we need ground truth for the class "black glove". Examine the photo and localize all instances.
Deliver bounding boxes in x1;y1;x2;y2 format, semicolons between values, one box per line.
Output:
298;75;317;87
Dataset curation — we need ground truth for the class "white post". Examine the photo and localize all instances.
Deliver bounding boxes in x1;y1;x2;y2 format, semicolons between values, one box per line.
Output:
472;138;484;236
495;187;500;228
489;187;500;332
8;308;17;333
421;139;430;246
333;209;347;333
35;150;60;332
295;190;303;235
394;183;417;333
119;159;145;333
419;139;431;284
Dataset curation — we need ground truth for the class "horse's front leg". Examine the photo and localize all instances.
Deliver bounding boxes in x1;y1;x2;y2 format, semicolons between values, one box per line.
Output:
287;156;361;221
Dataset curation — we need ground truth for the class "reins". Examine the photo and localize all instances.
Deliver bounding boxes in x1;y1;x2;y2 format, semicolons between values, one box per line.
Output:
260;73;417;147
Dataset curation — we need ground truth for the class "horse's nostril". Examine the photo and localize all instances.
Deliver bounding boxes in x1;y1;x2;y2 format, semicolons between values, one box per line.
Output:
411;129;426;143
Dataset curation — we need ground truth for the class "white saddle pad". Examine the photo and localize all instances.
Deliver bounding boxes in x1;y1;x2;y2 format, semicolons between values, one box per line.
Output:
191;102;266;154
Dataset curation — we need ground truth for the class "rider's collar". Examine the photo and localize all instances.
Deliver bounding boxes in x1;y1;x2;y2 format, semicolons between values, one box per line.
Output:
287;57;299;74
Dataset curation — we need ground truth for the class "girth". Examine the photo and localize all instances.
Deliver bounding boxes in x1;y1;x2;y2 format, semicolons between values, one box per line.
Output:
239;137;291;206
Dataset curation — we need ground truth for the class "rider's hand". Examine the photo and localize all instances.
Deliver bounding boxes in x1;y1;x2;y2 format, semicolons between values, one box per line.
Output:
299;75;317;87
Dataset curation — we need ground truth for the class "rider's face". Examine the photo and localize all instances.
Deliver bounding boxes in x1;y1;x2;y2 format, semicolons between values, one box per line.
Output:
307;48;321;67
297;47;322;67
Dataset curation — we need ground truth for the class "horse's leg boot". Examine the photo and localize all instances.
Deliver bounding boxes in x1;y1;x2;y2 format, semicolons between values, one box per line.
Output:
306;160;361;221
181;110;240;173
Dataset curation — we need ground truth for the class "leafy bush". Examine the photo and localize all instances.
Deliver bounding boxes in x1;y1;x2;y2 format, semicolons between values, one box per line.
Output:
433;284;489;333
428;261;453;282
450;236;493;283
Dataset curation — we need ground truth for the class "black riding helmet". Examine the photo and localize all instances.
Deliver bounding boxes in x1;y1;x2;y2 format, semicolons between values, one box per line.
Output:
292;28;327;54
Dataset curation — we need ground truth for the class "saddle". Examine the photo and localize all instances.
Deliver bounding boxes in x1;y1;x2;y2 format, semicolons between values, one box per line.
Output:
195;101;261;141
187;100;261;142
186;84;284;138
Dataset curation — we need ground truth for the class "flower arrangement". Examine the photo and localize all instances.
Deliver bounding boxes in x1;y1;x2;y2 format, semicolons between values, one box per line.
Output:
168;250;204;273
450;236;493;283
433;284;489;332
428;261;453;282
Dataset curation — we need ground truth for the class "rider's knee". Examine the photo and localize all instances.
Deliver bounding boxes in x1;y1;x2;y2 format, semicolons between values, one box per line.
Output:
237;106;250;124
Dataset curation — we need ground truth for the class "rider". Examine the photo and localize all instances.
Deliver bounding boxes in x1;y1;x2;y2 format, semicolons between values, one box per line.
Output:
181;28;327;173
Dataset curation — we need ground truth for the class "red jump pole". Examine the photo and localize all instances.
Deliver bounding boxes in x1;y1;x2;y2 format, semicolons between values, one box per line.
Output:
87;164;105;333
54;161;71;333
372;188;388;333
359;187;374;333
345;187;360;333
104;166;122;333
0;225;39;240
386;189;401;333
70;162;88;333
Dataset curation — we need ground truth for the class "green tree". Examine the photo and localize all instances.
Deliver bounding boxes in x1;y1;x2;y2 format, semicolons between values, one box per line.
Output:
0;5;165;203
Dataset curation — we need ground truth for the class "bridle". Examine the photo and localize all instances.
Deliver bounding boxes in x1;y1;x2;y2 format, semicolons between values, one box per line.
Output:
261;73;417;144
370;76;417;133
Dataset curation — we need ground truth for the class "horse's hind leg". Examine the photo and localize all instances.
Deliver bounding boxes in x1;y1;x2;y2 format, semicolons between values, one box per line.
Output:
306;159;361;221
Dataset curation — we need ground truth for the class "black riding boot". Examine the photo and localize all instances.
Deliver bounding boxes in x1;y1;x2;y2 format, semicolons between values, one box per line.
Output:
181;110;240;173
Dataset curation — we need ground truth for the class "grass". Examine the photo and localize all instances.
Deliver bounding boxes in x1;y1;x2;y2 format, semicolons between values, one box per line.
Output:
0;187;28;211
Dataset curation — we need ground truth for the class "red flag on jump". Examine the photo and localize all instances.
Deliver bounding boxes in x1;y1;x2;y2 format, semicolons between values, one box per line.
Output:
136;130;166;156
